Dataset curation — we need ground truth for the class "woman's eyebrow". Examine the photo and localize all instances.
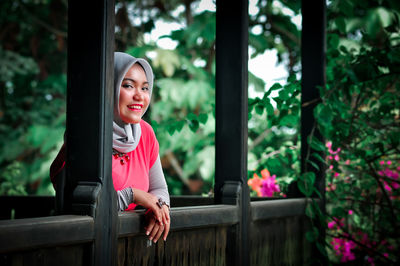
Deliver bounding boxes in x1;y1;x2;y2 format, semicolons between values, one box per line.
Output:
122;78;149;85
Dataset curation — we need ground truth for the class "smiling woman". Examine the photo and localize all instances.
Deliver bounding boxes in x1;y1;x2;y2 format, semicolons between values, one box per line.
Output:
50;52;171;243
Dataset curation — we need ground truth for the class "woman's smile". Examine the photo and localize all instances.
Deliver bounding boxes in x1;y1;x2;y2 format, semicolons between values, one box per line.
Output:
127;104;143;112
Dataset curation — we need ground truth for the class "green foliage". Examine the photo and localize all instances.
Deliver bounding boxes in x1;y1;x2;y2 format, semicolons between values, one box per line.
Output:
314;0;400;264
0;0;67;195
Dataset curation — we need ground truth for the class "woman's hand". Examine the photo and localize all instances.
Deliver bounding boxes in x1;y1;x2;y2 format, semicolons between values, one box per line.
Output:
131;188;170;242
132;188;164;224
145;205;170;242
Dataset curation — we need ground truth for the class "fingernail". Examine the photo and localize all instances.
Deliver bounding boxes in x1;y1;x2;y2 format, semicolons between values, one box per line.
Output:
149;237;153;241
153;240;157;243
146;231;150;236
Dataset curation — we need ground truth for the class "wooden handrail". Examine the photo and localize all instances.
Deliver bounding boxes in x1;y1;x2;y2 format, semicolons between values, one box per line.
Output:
251;198;320;221
0;215;94;253
118;204;238;237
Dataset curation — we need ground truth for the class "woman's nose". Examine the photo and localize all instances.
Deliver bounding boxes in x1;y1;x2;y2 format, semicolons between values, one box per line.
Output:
132;88;144;100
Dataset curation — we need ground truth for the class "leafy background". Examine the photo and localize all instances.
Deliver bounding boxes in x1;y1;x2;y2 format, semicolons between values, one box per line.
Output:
0;0;399;264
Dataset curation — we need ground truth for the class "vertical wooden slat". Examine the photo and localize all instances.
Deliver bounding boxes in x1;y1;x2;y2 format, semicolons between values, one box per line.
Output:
66;0;117;265
215;0;250;265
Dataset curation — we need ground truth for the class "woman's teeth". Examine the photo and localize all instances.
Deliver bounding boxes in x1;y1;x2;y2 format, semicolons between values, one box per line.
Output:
128;105;142;110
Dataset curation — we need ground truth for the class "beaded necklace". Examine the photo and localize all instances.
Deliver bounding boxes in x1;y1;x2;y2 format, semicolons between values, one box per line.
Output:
113;149;130;165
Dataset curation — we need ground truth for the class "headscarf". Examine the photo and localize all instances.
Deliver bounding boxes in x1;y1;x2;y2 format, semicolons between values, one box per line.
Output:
113;52;154;153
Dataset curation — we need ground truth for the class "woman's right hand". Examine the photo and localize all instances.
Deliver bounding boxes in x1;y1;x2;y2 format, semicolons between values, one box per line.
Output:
131;188;164;225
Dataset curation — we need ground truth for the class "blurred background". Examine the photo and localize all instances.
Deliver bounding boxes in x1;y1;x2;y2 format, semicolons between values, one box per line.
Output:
0;0;303;197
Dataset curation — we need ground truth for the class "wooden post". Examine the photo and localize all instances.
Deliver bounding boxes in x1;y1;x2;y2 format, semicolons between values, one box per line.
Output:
300;0;327;263
288;0;326;199
215;0;250;265
66;0;117;265
300;0;326;194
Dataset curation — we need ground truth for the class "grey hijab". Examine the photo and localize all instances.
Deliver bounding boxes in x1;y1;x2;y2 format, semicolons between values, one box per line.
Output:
113;52;154;153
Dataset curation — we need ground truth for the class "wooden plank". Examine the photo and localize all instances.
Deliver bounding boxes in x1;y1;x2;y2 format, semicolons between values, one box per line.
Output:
118;205;238;237
0;215;94;253
120;226;228;266
251;198;320;221
250;216;313;265
0;244;91;266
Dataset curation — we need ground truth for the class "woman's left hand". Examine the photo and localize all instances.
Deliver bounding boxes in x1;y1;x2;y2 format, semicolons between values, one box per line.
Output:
144;205;170;243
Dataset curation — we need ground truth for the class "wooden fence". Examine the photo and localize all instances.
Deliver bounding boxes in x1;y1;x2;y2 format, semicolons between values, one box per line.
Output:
0;196;314;266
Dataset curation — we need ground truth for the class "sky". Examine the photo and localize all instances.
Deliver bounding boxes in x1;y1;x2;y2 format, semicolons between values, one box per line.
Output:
142;0;301;98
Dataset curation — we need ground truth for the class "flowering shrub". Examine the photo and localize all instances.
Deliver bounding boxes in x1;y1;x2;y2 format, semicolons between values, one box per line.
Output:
324;140;399;264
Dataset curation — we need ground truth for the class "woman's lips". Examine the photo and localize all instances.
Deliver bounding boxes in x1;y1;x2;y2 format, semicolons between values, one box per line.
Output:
127;104;143;112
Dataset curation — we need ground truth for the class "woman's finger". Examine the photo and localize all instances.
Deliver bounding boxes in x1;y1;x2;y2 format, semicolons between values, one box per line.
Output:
153;223;164;243
163;219;170;241
149;222;161;242
145;216;156;236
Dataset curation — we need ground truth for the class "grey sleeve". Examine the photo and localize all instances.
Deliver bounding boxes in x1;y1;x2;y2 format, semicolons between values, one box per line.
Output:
117;187;133;211
149;155;170;206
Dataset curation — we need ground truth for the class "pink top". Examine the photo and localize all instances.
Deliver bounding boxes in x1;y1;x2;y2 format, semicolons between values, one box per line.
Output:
50;120;159;211
112;120;159;210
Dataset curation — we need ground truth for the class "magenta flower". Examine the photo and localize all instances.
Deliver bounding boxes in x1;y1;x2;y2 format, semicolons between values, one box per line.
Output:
260;174;280;197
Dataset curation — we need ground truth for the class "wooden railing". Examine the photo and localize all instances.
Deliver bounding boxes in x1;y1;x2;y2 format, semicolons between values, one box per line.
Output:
0;196;315;266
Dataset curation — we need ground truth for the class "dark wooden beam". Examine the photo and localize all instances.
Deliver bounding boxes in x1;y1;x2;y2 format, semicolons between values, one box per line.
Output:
66;0;117;265
288;0;326;198
299;0;327;263
0;215;94;253
215;0;250;265
300;0;326;197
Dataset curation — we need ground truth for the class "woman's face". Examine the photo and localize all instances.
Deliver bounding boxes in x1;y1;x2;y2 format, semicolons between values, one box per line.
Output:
118;63;150;124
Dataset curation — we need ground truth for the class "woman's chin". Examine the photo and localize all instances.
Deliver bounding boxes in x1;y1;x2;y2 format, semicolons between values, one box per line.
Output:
121;117;141;124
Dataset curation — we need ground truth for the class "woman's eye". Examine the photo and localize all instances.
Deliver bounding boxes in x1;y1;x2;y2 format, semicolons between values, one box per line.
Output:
122;84;133;89
142;87;149;91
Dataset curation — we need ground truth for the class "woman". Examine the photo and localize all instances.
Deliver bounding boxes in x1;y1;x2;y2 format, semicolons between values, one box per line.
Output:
50;52;170;243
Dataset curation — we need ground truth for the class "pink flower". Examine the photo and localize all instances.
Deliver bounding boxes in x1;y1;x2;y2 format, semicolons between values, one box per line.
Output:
345;160;350;165
387;160;392;165
334;172;339;178
331;237;356;262
380;161;385;165
334;155;340;161
328;221;336;229
326;141;332;149
348;210;353;215
384;181;392;192
260;174;280;197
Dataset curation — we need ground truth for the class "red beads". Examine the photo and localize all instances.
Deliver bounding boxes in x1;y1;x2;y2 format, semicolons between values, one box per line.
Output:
113;149;130;165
